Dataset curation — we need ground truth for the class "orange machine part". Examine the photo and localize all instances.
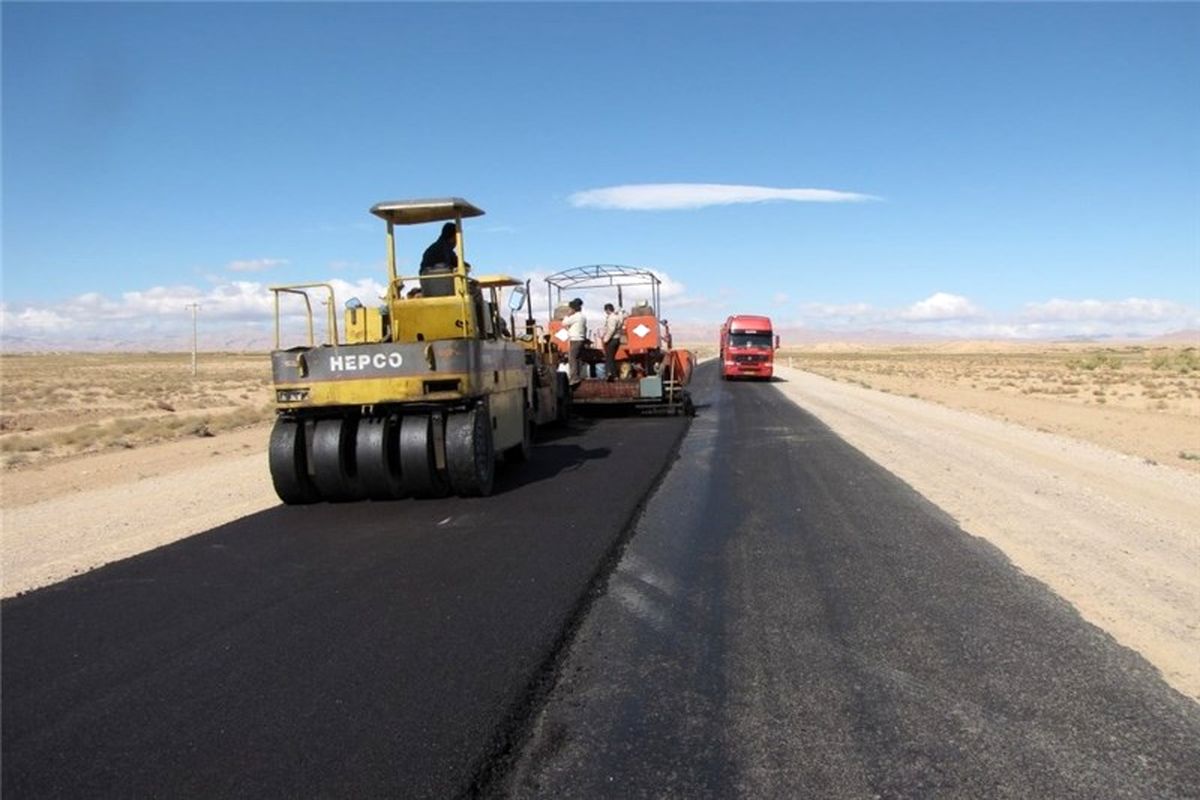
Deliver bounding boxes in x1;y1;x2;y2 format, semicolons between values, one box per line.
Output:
665;349;695;386
548;319;570;354
624;315;660;354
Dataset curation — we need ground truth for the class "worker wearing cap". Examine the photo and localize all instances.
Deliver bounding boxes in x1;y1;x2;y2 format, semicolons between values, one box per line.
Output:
562;298;587;385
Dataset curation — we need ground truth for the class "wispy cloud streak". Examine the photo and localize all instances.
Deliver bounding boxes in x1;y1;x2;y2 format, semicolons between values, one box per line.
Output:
569;183;880;211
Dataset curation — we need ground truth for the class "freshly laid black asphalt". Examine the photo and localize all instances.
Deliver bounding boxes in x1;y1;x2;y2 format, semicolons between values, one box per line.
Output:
7;363;1200;799
502;364;1200;799
2;413;688;798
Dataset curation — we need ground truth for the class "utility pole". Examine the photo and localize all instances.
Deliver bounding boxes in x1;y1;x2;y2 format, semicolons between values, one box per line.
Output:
186;303;200;376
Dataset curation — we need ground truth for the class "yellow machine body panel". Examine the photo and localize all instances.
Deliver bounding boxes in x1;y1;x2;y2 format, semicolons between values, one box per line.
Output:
271;339;528;409
391;295;476;344
345;306;385;344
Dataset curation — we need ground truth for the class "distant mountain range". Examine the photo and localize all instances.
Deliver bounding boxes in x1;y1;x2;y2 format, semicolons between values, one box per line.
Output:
669;323;954;347
0;326;276;353
670;325;1199;348
1146;329;1200;345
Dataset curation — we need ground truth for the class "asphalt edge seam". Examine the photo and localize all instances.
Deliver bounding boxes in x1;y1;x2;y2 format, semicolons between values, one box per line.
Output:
463;413;695;799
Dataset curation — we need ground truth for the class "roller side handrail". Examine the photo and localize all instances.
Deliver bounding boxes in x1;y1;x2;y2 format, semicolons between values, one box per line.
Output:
270;283;339;349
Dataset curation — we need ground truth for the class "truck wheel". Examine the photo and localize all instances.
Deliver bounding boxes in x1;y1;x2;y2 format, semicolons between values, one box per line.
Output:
268;418;319;505
356;415;405;501
310;417;364;502
446;403;495;497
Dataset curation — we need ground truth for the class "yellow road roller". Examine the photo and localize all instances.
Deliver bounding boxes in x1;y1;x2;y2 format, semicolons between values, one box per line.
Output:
268;197;554;502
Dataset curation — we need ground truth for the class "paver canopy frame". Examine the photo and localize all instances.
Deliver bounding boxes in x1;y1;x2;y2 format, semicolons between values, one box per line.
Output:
545;265;662;319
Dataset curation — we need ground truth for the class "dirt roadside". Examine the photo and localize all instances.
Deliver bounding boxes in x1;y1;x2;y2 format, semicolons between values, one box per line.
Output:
2;426;277;597
2;371;1196;702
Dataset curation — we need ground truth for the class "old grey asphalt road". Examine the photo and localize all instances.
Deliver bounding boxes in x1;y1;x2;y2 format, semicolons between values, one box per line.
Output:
1;414;688;799
501;363;1200;799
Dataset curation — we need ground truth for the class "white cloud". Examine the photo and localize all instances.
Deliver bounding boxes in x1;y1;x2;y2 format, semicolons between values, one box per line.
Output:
784;292;1198;339
569;183;880;211
227;257;288;273
5;280;1195;350
792;294;981;330
900;292;982;322
1021;297;1191;323
1001;298;1199;340
640;269;735;315
653;270;688;301
0;306;74;334
772;292;790;306
0;277;390;350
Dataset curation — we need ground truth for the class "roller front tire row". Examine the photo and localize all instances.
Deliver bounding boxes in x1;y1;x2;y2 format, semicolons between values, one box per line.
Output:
268;405;499;504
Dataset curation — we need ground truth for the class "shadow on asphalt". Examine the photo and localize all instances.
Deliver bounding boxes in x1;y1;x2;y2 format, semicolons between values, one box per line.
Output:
719;375;783;383
492;441;612;494
529;418;599;443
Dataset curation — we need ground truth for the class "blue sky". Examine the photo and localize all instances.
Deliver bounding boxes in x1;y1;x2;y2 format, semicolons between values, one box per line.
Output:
2;2;1197;347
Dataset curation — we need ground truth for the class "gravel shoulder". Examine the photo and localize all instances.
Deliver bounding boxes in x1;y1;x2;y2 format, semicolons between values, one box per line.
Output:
772;365;1200;702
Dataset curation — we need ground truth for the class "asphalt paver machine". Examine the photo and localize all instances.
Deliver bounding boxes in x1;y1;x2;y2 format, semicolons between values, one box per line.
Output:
545;265;695;416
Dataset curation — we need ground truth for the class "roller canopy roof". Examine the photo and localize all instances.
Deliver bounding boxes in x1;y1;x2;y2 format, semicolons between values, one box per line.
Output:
369;198;485;225
473;274;523;288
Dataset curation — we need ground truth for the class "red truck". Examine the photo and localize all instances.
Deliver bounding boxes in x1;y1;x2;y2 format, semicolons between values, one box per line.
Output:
719;315;779;380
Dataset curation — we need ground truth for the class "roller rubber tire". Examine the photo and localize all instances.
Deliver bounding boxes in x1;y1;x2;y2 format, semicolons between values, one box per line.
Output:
356;416;405;501
446;404;495;497
268;417;319;505
310;417;364;502
504;409;533;463
399;414;450;498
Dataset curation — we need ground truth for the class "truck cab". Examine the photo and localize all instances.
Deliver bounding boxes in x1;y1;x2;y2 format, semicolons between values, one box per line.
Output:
720;314;778;380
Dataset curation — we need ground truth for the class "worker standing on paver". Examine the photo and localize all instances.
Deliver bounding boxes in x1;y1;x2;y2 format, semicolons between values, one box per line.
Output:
600;302;625;381
563;297;587;385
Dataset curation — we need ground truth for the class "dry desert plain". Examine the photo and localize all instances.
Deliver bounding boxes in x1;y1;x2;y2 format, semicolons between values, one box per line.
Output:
1;345;1198;701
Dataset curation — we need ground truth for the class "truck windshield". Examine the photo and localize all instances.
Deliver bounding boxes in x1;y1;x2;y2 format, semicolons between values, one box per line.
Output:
729;332;773;348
